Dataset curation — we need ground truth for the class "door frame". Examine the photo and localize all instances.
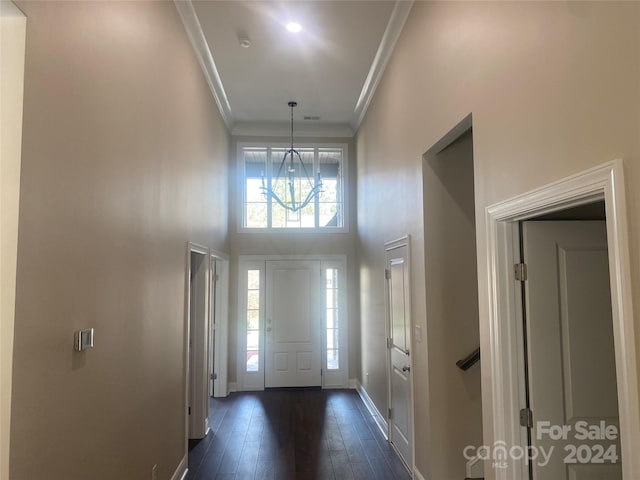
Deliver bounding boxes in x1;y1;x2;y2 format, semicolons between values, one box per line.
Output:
237;254;349;391
384;235;416;474
1;3;26;477
209;250;230;398
485;160;639;479
184;242;210;447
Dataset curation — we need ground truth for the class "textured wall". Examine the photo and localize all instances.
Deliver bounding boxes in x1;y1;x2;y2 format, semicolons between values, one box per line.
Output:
10;2;229;479
356;2;640;478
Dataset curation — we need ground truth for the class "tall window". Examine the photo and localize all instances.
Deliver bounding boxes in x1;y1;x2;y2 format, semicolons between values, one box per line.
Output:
241;145;346;230
325;267;340;370
246;270;260;372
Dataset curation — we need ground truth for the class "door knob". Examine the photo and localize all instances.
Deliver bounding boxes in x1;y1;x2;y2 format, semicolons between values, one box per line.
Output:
402;365;411;372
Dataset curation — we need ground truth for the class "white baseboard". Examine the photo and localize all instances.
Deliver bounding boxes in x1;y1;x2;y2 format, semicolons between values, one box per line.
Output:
170;454;188;480
348;378;357;389
413;466;426;480
355;381;388;439
228;381;238;393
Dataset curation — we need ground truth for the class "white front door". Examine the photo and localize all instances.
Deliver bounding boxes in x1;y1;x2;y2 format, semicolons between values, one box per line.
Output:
523;221;621;480
385;238;413;469
265;260;321;388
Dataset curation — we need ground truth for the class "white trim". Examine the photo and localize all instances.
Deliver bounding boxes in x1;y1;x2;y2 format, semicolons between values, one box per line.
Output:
184;242;210;460
485;160;639;479
170;455;188;480
356;381;389;440
349;378;358;389
174;0;233;130
351;0;414;130
227;381;239;393
210;252;230;397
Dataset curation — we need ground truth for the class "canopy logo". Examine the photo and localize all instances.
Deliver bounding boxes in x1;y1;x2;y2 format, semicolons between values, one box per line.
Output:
464;421;619;469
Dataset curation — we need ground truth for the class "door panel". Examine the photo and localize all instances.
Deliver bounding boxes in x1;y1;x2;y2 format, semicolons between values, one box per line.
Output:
523;221;620;480
386;241;413;469
265;260;321;387
391;259;409;353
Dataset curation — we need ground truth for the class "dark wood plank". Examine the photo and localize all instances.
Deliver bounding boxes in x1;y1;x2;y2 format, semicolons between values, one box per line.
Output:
187;389;411;480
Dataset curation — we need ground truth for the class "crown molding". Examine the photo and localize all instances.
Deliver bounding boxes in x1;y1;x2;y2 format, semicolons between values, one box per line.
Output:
176;0;412;135
351;0;414;132
174;0;233;130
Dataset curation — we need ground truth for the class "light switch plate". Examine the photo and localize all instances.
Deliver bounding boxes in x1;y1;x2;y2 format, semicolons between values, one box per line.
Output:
74;328;94;351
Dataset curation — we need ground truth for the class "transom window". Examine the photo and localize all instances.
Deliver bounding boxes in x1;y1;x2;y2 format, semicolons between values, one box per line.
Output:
240;144;347;230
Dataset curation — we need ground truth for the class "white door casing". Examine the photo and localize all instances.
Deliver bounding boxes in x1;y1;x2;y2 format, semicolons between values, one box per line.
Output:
187;243;210;441
385;236;414;470
265;260;322;388
209;259;217;397
238;255;348;391
524;221;621;479
210;252;230;398
484;161;639;480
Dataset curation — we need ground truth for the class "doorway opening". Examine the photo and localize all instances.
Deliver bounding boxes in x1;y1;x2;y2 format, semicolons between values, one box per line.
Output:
209;251;229;398
384;235;414;472
485;161;639;480
186;243;210;443
421;114;484;479
517;201;622;480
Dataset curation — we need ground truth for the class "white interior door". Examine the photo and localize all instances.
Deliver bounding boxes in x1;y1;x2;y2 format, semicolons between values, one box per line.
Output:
265;260;321;388
386;239;413;469
523;221;621;480
188;248;209;439
209;260;217;397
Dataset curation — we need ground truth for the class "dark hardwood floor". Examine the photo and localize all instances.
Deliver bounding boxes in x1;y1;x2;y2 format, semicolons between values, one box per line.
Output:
187;388;411;480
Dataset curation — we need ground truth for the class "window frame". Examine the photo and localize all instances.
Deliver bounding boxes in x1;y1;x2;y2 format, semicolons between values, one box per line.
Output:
321;259;348;388
237;142;349;233
238;259;266;391
238;255;348;390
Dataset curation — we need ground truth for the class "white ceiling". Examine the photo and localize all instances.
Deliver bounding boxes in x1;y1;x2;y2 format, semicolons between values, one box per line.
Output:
180;1;412;136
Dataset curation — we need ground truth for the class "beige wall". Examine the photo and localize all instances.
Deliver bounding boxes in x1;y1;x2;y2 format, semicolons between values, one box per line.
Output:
0;3;26;479
356;2;640;479
227;136;359;384
10;2;229;479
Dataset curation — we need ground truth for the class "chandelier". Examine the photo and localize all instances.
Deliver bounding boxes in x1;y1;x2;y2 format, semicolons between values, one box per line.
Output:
261;101;323;212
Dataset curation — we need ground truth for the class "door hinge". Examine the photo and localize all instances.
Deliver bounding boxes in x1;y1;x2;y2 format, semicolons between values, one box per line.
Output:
519;407;533;428
385;268;391;280
188;407;191;415
388;408;392;419
514;263;528;282
214;274;220;282
386;337;393;349
211;373;217;380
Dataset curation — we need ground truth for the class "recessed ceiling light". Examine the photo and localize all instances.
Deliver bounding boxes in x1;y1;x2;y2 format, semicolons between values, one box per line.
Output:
286;22;302;33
